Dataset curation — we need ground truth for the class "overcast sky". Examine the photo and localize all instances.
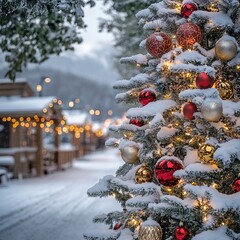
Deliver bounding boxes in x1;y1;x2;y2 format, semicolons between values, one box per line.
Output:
75;1;114;57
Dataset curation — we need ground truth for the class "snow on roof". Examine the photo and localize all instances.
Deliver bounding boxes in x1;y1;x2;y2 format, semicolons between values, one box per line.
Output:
0;78;27;83
63;110;90;126
0;96;55;115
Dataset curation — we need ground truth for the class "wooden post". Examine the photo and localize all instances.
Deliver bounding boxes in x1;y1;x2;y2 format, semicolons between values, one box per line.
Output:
54;120;60;169
36;124;43;176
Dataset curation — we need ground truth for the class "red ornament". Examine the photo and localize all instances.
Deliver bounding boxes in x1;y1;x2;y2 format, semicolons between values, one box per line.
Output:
154;159;183;186
129;118;145;127
196;72;215;89
183;102;197;120
174;226;190;240
139;89;157;106
146;32;173;58
181;3;198;18
113;223;122;230
177;22;202;49
233;178;240;192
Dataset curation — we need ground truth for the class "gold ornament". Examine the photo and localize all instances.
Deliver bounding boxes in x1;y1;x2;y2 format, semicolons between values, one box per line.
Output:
214;79;234;100
135;164;153;184
198;143;216;164
139;219;163;240
201;98;223;122
127;216;143;229
215;36;238;61
120;144;139;164
189;135;205;148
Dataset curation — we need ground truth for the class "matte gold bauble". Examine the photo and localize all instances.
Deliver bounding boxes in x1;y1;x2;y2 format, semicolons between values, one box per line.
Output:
215;36;238;61
120;145;139;164
198;143;216;164
135;164;153;184
214;79;234;100
139;219;163;240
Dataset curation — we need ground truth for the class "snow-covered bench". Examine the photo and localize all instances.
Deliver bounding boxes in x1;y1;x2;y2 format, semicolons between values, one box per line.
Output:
0;156;15;166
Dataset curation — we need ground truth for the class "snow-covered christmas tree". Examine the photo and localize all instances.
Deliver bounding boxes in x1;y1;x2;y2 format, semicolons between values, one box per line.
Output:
84;0;240;239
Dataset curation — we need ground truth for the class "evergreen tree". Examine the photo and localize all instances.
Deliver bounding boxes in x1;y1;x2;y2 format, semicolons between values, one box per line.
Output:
85;0;240;239
0;0;95;80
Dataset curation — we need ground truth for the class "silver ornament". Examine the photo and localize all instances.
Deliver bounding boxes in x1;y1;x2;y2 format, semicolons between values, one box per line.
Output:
201;98;223;122
215;36;238;61
120;145;139;164
139;219;163;240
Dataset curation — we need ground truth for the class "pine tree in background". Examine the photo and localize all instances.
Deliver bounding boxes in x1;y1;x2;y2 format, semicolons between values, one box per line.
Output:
85;0;240;239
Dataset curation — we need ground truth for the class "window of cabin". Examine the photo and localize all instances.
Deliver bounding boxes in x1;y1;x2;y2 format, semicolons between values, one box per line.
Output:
0;120;10;148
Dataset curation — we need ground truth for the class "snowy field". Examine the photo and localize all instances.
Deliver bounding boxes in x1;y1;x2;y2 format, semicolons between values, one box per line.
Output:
0;148;122;240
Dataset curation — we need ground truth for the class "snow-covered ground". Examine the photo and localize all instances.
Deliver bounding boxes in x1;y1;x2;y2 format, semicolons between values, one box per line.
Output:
0;148;122;240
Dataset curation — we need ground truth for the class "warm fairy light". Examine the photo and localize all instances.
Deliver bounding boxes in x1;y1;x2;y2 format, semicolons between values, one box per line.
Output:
69;101;74;108
203;216;208;222
212;182;218;189
25;123;30;128
2;117;6;122
43;108;47;113
108;110;113;116
49;103;53;108
26;117;31;122
95;110;100;116
221;222;225;226
58;100;62;105
203;205;208;211
89;109;94;115
41;118;45;122
112;193;116;197
136;63;141;68
21;122;25;127
7;116;11;121
182;190;187;196
40;123;44;128
11;118;16;123
36;84;42;92
32;122;37;127
53;98;57;103
85;125;91;131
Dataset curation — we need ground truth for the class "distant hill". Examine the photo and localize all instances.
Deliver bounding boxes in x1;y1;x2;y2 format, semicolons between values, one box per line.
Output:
0;67;124;121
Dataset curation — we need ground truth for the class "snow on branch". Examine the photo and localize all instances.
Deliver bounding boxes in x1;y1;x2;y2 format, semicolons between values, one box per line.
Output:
120;54;148;65
213;139;240;167
169;64;216;77
179;88;219;100
127;100;177;119
126;195;159;209
113;74;152;91
87;175;114;197
83;229;120;240
192;226;238;240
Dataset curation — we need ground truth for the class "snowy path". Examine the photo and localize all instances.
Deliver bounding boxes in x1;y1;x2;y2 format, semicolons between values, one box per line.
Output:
0;149;122;240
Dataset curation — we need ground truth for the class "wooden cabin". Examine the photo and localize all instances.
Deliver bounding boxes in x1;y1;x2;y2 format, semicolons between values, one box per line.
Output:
0;79;75;178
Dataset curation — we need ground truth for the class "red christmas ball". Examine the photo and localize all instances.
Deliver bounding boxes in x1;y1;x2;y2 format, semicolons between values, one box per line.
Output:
139;89;157;106
233;178;240;192
177;22;202;49
129;118;145;127
146;32;173;58
174;226;190;240
113;223;122;230
183;102;198;120
196;72;215;89
154;159;183;186
181;3;198;18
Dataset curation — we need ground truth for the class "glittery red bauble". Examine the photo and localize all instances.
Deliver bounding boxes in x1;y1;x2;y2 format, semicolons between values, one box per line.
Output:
177;22;202;49
129;118;145;127
183;102;197;120
196;72;215;89
233;178;240;192
174;226;190;240
154;159;183;186
146;32;173;58
181;3;198;18
113;223;122;230
139;89;157;106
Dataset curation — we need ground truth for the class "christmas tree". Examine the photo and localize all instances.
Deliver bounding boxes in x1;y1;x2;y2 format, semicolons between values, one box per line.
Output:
84;0;240;239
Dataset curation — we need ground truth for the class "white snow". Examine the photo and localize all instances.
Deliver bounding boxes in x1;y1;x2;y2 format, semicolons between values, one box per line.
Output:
0;155;15;165
0;149;122;240
127;100;177;119
0;96;56;115
120;54;148;65
63;110;90;126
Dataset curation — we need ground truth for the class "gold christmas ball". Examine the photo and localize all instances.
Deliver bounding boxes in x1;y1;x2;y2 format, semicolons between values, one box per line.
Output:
201;98;223;122
215;36;238;61
214;79;234;100
198;143;216;164
120;144;139;164
139;219;163;240
189;135;205;149
135;164;153;184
